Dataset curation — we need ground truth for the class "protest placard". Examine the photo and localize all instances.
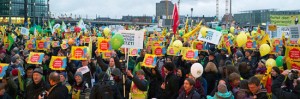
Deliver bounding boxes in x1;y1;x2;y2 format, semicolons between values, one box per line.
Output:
142;54;157;68
49;56;67;70
70;46;88;60
118;30;144;49
27;52;45;64
197;29;222;45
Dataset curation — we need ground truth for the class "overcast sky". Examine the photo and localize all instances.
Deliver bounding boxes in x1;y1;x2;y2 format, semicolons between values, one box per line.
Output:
49;0;300;19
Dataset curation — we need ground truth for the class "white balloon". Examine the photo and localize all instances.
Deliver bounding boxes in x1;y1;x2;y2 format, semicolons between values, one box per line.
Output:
191;63;203;78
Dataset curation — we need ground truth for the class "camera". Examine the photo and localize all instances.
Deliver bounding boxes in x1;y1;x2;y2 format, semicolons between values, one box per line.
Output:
288;70;299;80
40;90;47;98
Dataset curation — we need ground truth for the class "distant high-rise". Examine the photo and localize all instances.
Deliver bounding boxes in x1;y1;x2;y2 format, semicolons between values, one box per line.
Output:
156;0;174;20
0;0;49;25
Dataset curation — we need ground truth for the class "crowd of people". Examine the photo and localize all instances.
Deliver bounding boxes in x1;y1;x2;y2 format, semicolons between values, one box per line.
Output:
0;23;299;99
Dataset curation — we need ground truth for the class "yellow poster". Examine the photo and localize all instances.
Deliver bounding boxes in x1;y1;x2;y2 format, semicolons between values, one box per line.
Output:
27;52;45;64
285;46;300;61
36;40;45;50
129;48;139;56
152;46;165;56
52;41;60;47
142;54;157;68
70;46;88;60
49;56;67;70
25;41;36;50
97;37;110;52
183;49;198;61
167;47;180;56
84;36;91;43
192;41;204;51
102;51;112;59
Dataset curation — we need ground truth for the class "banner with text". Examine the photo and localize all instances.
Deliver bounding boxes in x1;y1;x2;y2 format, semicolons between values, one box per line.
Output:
118;30;144;49
27;52;45;64
70;46;88;60
197;29;222;45
49;56;67;70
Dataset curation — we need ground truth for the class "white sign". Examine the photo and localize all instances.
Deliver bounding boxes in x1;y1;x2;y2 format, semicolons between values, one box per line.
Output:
197;28;222;45
118;30;144;49
275;26;290;38
289;25;300;41
76;66;90;75
20;27;29;36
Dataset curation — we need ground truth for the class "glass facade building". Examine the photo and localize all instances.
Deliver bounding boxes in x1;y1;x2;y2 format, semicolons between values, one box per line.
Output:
0;0;49;25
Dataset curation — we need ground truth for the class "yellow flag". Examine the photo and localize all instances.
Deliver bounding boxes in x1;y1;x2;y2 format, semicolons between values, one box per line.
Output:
184;18;189;34
182;20;202;38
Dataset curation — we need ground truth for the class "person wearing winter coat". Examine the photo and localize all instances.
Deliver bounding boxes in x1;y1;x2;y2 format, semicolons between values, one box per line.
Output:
207;83;234;99
177;78;201;99
234;80;252;99
248;76;267;99
25;68;50;99
142;66;163;99
71;72;88;99
272;70;300;99
0;83;12;99
161;62;179;99
203;62;218;94
42;72;69;99
126;69;148;99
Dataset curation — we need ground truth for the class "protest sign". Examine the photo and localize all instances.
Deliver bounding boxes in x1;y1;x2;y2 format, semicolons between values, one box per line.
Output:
76;66;90;75
192;41;204;51
167;47;180;56
129;48;140;56
285;46;300;61
102;51;112;59
142;54;157;68
49;56;67;70
270;14;300;26
152;46;166;56
183;49;198;61
70;46;88;60
197;28;222;45
27;52;44;64
0;63;9;79
158;36;166;42
36;40;45;50
51;41;60;47
20;27;29;36
118;30;144;49
25;41;36;50
97;38;110;52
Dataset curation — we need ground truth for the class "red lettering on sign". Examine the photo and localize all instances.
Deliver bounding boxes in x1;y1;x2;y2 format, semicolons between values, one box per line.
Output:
186;50;195;59
105;52;112;57
85;38;90;42
154;42;160;46
74;48;84;58
30;54;40;63
38;41;44;49
292;63;300;70
289;48;300;60
155;48;162;55
28;43;33;49
169;48;174;54
100;41;109;50
131;49;137;55
53;58;63;68
274;40;280;45
145;56;154;66
0;66;2;73
196;43;203;50
159;37;164;41
246;41;253;48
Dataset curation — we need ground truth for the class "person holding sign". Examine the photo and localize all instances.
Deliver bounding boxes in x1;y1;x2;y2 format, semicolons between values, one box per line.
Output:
161;62;180;99
126;70;148;99
95;50;121;80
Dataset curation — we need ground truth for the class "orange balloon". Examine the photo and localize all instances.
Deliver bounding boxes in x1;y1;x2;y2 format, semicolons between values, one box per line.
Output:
68;38;75;45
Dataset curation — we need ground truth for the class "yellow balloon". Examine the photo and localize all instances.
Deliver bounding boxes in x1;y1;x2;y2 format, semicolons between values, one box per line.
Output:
200;27;207;37
266;58;276;67
259;44;271;57
173;40;183;48
236;32;247;47
103;28;111;37
230;26;235;33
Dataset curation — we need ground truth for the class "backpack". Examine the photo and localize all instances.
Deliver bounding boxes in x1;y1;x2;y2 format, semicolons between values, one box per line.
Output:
96;81;115;99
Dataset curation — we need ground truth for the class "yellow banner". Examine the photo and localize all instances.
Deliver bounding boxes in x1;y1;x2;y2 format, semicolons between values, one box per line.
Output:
129;48;139;56
36;40;45;50
49;56;67;70
70;46;88;60
183;49;198;61
167;47;180;56
97;37;110;53
27;52;44;64
285;46;300;61
25;41;36;50
270;14;300;26
152;46;165;56
142;54;157;68
192;41;204;51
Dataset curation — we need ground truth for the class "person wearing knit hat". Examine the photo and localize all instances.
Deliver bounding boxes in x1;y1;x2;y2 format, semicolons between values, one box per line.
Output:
207;83;234;99
33;68;43;75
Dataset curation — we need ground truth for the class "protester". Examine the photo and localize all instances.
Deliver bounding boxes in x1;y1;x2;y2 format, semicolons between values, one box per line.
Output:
25;68;50;99
161;62;179;99
41;72;68;99
203;62;218;94
0;83;12;99
126;70;148;99
272;70;300;99
177;78;201;99
207;83;234;99
248;76;267;99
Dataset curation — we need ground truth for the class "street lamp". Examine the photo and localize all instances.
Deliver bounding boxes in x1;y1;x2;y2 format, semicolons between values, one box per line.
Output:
191;8;193;26
9;1;12;25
